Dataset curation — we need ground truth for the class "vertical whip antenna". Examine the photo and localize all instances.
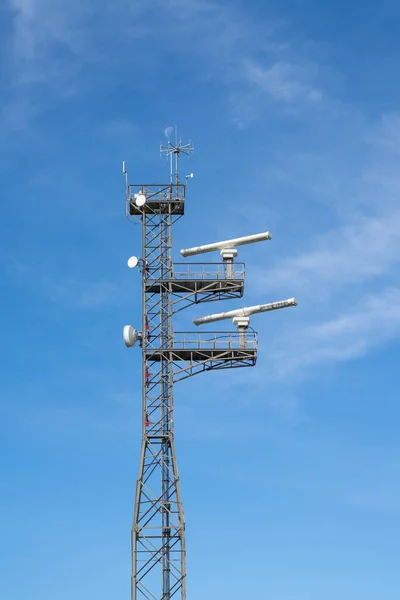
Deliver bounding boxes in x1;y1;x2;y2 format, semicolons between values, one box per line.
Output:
161;127;194;185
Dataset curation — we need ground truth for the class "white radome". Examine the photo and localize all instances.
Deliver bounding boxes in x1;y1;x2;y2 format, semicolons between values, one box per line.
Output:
127;256;139;268
123;325;139;347
135;193;146;207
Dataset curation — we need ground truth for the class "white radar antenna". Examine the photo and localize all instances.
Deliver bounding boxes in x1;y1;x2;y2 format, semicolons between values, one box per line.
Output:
193;298;298;326
180;231;271;257
180;231;272;277
183;231;298;336
193;298;298;348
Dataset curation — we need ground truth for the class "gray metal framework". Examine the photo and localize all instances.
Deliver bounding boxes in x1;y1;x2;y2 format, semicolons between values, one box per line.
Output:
124;138;263;600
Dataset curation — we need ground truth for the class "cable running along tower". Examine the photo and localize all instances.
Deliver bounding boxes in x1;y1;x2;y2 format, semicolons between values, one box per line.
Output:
123;133;297;600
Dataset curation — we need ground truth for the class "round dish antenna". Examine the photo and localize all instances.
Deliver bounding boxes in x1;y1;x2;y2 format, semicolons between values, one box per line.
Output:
127;256;139;269
135;193;146;207
123;325;139;347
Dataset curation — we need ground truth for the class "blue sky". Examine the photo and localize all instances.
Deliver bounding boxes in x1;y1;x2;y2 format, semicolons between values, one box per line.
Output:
1;0;400;598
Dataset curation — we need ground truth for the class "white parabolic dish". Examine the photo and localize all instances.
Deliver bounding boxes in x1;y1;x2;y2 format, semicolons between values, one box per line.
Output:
127;256;139;268
123;325;139;347
135;193;146;207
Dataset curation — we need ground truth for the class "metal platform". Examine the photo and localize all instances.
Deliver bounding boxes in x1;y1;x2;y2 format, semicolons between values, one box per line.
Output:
145;331;257;362
145;263;245;297
127;183;186;216
129;199;185;215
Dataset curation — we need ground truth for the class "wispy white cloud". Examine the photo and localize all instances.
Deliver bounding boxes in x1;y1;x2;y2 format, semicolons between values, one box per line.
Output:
257;211;400;297
229;56;324;128
366;112;400;154
3;0;326;133
241;59;323;104
9;0;143;71
238;100;400;381
9;0;90;83
265;287;400;378
2;0;149;138
314;288;400;339
4;0;400;382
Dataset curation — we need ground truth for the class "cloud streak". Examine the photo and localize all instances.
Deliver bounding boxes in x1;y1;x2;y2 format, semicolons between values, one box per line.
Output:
242;59;323;104
264;287;400;378
258;211;400;297
3;0;327;133
3;0;400;383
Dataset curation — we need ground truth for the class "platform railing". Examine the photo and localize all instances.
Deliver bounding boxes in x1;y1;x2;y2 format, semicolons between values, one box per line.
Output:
171;331;257;351
128;183;186;202
171;262;245;281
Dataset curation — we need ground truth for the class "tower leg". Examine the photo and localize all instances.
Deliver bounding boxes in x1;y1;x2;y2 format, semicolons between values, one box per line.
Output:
132;436;186;600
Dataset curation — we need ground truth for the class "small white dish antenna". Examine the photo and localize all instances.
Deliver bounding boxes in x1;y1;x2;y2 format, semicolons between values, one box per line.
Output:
127;256;139;269
123;325;139;348
135;193;146;207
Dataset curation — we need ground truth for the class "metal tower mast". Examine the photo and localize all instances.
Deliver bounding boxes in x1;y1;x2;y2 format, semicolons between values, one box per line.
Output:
122;134;297;600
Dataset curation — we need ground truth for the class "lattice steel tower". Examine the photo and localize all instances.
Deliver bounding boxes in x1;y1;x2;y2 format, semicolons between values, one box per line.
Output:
122;133;297;600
